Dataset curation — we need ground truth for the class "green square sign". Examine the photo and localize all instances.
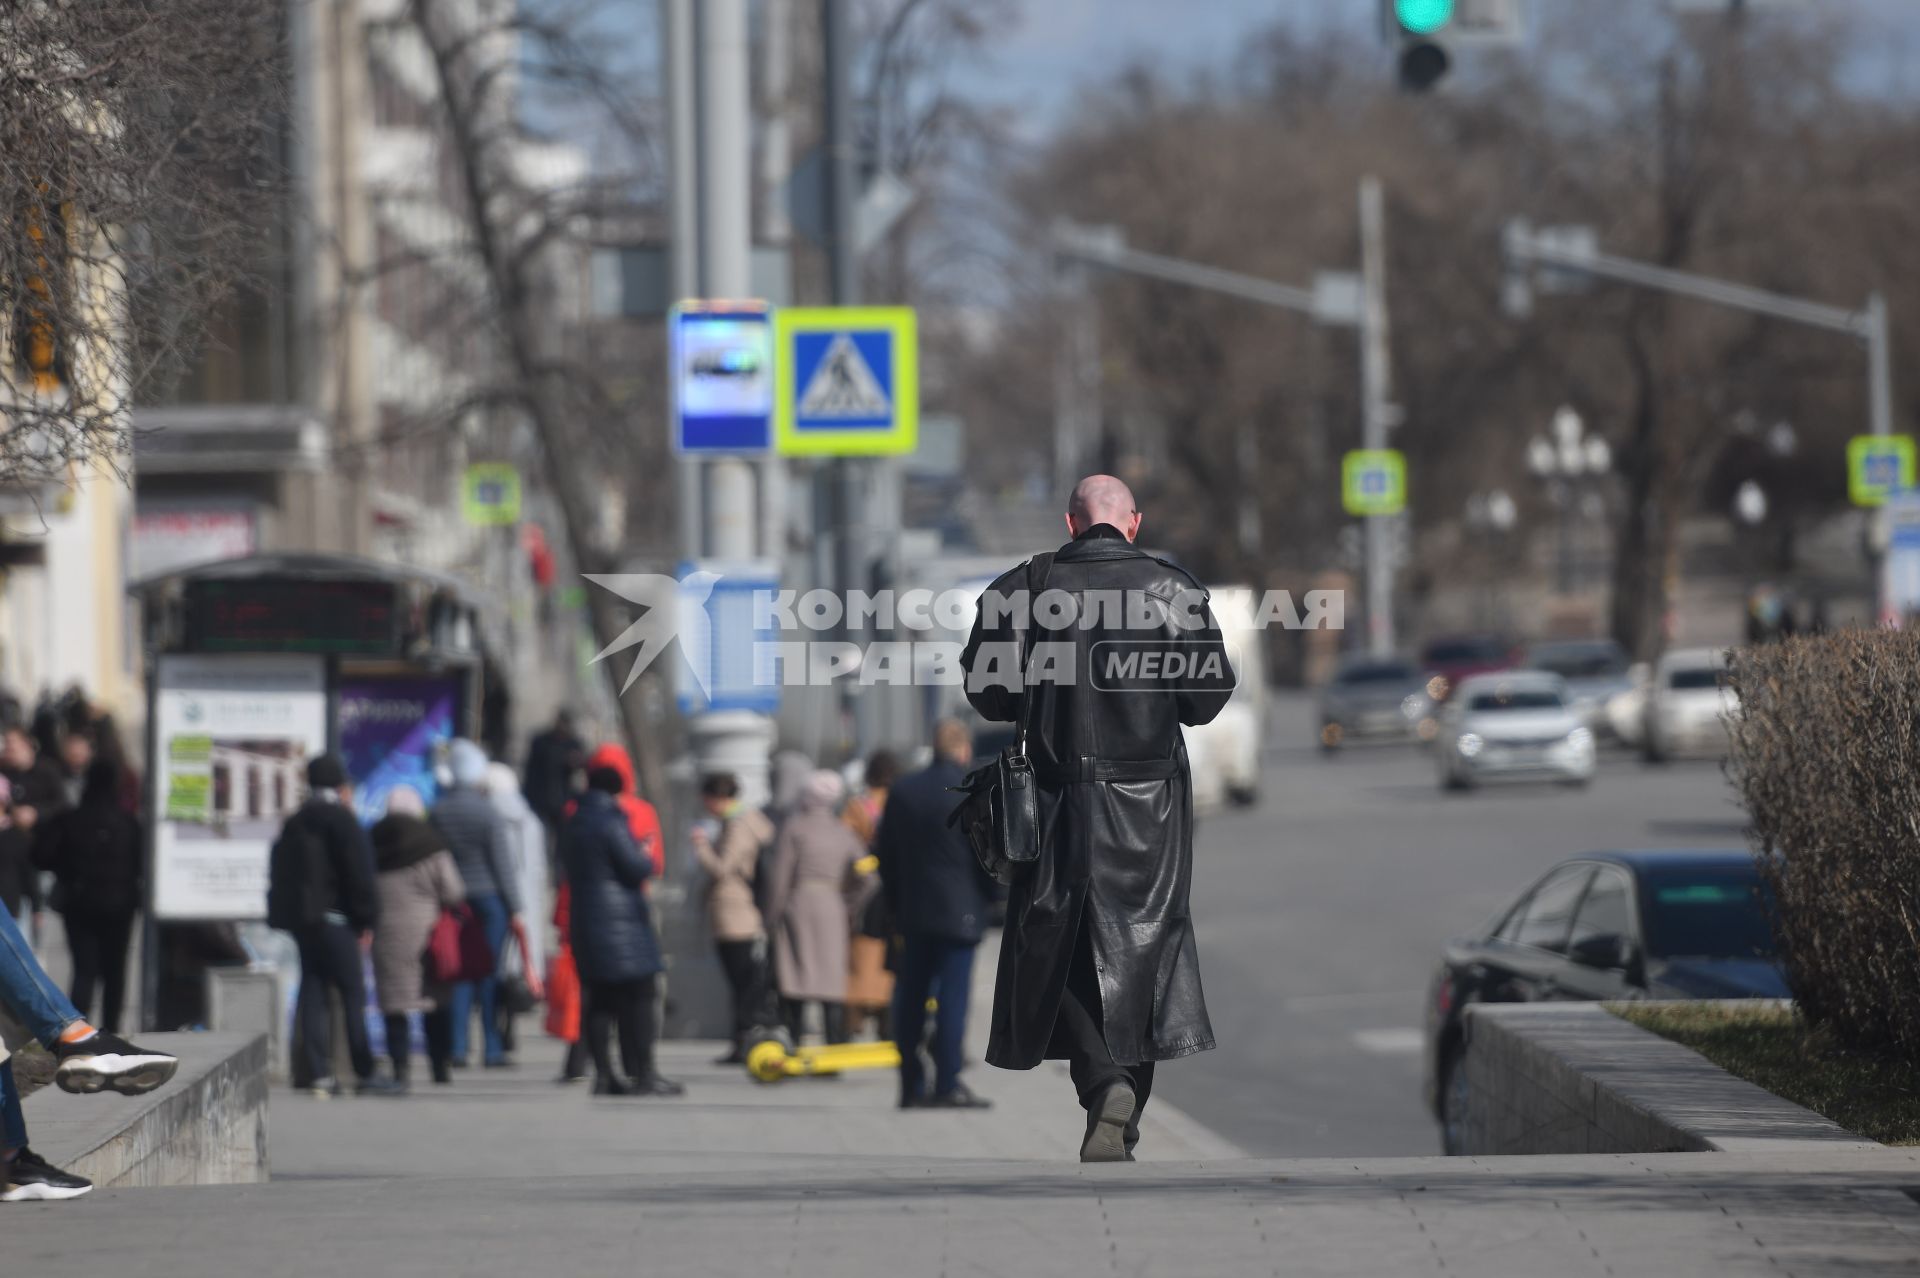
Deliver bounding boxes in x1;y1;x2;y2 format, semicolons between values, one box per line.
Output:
1848;435;1915;508
462;462;522;526
1343;449;1407;517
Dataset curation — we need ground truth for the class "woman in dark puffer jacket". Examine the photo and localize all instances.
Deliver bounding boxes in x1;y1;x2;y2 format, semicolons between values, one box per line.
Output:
560;765;681;1098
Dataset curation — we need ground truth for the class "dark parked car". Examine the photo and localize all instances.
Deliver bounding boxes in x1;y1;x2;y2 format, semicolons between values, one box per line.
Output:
1422;850;1783;1154
1420;633;1518;705
1317;654;1428;751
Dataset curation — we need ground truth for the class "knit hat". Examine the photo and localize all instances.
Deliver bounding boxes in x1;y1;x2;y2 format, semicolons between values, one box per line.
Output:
448;738;489;789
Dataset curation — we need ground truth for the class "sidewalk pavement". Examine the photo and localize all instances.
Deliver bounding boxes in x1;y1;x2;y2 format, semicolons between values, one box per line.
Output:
9;937;1920;1275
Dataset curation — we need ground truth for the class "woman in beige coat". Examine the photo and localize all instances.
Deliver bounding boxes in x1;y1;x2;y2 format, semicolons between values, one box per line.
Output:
765;771;865;1045
692;772;774;1063
371;787;465;1087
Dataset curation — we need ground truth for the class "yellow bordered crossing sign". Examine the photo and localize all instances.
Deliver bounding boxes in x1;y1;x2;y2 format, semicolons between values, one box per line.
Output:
1342;449;1406;517
773;307;918;457
1848;435;1916;508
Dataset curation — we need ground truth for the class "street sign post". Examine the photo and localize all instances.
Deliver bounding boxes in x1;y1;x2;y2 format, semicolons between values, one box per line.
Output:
773;306;918;456
1343;449;1408;517
1848;434;1915;508
461;462;522;526
671;301;775;454
675;559;783;716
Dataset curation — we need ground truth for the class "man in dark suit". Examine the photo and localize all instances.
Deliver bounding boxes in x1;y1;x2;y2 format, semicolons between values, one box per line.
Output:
876;719;995;1110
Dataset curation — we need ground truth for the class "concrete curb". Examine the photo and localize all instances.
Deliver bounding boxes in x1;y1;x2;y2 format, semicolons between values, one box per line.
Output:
1460;1002;1876;1156
26;1032;270;1187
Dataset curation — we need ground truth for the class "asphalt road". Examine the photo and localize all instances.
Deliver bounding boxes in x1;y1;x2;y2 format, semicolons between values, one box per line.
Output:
1157;691;1746;1160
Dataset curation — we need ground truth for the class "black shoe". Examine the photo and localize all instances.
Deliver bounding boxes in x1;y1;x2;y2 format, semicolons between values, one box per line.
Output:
592;1075;634;1096
713;1047;746;1066
628;1073;686;1098
448;1055;471;1070
924;1083;993;1110
898;1092;926;1110
1080;1081;1136;1164
482;1055;514;1070
1;1148;93;1202
52;1031;180;1096
555;1071;589;1085
356;1077;409;1097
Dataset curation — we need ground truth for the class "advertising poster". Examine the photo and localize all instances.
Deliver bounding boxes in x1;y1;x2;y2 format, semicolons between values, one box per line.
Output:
152;654;329;920
337;675;462;822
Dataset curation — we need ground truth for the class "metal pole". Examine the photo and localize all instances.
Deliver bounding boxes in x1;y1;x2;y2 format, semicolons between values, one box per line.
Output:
1868;292;1894;439
665;0;702;557
1052;259;1083;495
822;0;865;752
1359;177;1396;658
757;0;793;573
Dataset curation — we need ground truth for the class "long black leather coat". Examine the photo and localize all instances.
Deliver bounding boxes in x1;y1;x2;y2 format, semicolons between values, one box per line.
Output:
560;789;661;984
961;525;1233;1069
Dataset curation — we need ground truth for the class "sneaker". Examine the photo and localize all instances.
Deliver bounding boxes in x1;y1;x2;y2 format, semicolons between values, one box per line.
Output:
307;1077;342;1100
555;1072;589;1085
53;1031;180;1096
356;1077;409;1097
925;1083;993;1110
1079;1081;1135;1164
1;1148;94;1202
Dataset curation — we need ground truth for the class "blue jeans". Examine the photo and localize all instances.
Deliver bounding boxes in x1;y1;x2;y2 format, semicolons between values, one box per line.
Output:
0;900;83;1153
891;935;977;1101
449;894;510;1064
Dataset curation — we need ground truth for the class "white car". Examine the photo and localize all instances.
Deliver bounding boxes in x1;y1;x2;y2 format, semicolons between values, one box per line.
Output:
1184;586;1266;809
1436;671;1596;791
1642;647;1737;762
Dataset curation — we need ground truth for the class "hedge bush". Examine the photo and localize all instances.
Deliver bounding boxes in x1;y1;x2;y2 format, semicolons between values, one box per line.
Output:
1725;630;1920;1058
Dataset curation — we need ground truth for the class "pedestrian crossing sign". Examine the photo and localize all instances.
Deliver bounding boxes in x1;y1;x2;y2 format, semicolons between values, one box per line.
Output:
1342;449;1406;517
1848;434;1915;507
774;307;918;456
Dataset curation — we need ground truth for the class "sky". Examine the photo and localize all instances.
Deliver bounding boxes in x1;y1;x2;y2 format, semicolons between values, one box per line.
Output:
947;0;1920;135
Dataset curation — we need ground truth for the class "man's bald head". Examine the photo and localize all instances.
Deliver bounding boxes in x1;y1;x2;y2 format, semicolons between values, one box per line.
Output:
1066;474;1142;542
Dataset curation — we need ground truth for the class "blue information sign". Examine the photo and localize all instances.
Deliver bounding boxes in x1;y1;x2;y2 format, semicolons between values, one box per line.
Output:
672;302;774;455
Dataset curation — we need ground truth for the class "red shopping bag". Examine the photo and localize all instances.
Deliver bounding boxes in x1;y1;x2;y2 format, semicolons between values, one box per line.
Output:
543;946;581;1042
428;905;497;985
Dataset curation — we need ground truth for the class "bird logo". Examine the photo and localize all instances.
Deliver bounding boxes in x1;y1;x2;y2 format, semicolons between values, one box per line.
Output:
583;570;722;700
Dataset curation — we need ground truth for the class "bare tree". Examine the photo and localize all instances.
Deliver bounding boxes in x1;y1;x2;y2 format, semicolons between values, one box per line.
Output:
0;0;283;485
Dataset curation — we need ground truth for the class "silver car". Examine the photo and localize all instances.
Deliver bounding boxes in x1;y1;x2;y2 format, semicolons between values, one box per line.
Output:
1523;638;1634;741
1642;647;1737;762
1436;672;1597;791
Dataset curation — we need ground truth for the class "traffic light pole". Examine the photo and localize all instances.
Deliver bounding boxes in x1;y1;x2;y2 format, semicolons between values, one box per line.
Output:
1359;178;1397;658
1505;221;1892;438
1052;196;1400;656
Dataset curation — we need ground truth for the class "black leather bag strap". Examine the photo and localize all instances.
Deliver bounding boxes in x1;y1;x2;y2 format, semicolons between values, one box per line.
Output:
1014;552;1056;759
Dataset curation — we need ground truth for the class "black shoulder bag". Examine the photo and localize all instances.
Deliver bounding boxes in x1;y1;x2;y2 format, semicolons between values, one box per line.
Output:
950;552;1055;885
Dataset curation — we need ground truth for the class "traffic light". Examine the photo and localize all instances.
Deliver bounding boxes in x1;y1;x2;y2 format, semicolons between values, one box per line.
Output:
1387;0;1454;92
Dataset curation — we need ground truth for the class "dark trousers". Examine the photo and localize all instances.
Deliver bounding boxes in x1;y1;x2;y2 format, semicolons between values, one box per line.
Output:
715;938;765;1043
65;910;135;1034
295;922;374;1084
781;997;847;1046
1057;920;1153;1151
383;1009;453;1083
583;976;657;1082
891;934;976;1102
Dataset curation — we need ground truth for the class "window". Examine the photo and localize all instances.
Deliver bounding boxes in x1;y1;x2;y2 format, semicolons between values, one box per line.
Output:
1514;866;1593;954
1468;688;1564;712
1669;667;1723;691
1638;867;1775;961
1569;870;1635;949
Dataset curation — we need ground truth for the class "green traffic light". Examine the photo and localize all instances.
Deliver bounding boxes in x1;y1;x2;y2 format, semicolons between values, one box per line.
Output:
1395;0;1455;35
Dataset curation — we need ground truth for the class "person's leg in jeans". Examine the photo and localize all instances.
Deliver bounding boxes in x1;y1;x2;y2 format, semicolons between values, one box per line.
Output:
96;913;134;1035
469;895;510;1065
714;939;756;1049
293;928;337;1086
928;939;976;1098
821;1001;848;1046
890;934;934;1105
0;1060;26;1155
65;915;102;1024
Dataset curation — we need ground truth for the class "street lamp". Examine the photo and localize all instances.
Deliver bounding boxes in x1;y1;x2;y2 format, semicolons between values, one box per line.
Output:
1734;479;1768;527
1528;406;1612;594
